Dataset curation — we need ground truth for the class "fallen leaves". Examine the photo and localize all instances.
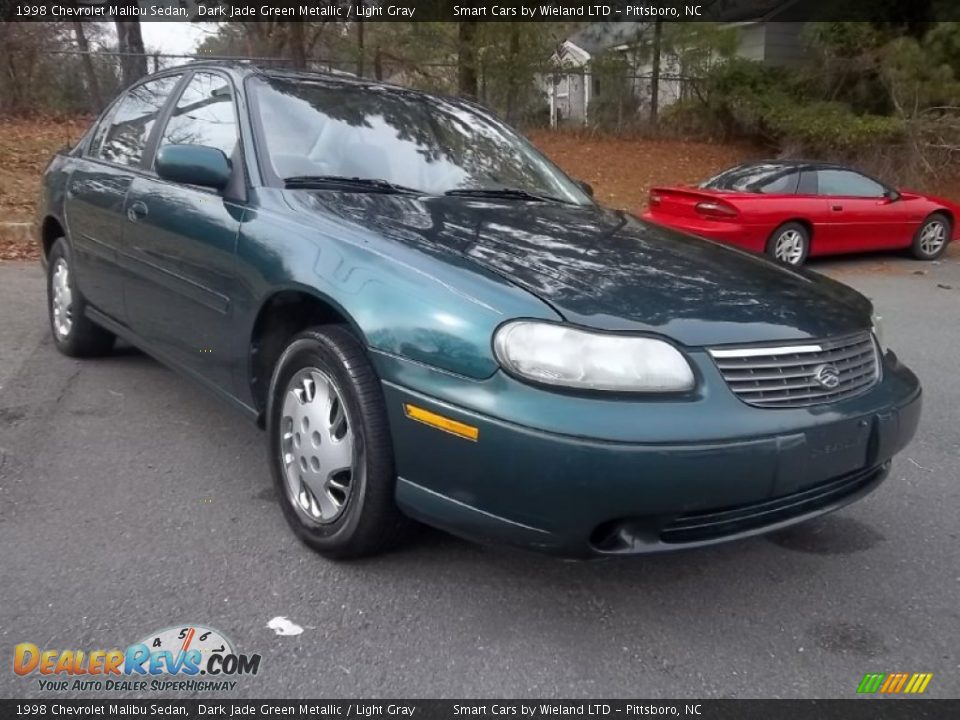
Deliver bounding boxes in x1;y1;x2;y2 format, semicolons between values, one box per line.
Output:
0;116;90;261
528;129;765;213
1;117;90;215
0;238;39;262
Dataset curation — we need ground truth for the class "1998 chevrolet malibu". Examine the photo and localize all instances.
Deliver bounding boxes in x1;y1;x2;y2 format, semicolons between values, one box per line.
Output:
38;63;921;558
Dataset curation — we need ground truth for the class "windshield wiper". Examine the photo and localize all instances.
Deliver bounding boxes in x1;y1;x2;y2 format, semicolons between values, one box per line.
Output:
444;187;571;204
283;175;421;194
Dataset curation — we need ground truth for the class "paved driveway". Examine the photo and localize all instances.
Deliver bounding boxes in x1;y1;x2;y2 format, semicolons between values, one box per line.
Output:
0;252;957;699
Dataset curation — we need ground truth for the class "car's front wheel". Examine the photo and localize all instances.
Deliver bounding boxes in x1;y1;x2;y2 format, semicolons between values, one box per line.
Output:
266;325;410;559
46;237;115;357
912;213;950;260
766;222;810;266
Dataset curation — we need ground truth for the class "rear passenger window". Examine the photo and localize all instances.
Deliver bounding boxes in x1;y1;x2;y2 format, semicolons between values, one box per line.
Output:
97;75;181;167
88;100;120;157
158;72;238;160
758;171;799;194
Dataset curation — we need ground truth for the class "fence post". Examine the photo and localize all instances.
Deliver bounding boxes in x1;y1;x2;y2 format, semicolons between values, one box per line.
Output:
549;80;557;128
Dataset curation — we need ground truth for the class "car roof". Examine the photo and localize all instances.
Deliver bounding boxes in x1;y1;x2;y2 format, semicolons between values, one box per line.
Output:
160;60;471;108
734;160;852;172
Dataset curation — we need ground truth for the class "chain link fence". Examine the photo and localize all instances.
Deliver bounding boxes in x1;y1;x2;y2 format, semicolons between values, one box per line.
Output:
544;69;699;130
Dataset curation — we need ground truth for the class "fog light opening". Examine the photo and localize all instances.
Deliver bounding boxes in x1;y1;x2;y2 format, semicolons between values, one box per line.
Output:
589;518;659;553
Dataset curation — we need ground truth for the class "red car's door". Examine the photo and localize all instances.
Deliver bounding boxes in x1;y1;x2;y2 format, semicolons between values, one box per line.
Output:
815;169;907;253
787;170;835;255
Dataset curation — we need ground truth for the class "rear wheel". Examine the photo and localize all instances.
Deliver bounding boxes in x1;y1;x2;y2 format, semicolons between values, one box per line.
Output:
266;325;410;559
766;222;810;267
46;238;115;357
911;213;950;260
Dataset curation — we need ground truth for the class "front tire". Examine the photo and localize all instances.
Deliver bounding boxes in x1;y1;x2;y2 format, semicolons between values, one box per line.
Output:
766;222;810;267
912;213;950;260
46;237;115;357
266;325;410;559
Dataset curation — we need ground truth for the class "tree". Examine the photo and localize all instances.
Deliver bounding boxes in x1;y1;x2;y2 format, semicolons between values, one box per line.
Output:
649;20;663;126
503;24;521;122
357;18;365;77
72;21;103;113
195;20;345;69
0;21;106;114
458;21;478;99
113;1;147;87
289;21;307;69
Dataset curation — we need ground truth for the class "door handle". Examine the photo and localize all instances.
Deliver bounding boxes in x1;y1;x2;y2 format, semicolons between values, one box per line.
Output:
127;201;148;222
831;204;843;212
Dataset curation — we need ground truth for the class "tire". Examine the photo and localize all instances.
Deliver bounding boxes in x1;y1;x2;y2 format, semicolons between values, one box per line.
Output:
911;212;951;260
765;222;810;267
266;325;410;559
46;237;115;357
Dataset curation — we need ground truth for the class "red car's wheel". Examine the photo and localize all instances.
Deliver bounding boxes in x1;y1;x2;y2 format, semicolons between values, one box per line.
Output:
766;222;810;267
912;213;951;260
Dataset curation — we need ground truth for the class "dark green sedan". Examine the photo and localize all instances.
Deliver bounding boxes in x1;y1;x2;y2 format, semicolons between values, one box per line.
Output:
38;62;921;558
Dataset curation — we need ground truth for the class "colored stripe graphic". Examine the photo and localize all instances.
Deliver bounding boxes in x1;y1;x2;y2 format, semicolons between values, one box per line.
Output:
908;674;933;694
857;673;886;693
880;674;899;693
858;672;932;694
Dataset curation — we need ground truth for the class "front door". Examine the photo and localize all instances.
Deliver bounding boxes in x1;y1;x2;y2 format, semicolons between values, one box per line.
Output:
815;169;906;253
122;71;244;395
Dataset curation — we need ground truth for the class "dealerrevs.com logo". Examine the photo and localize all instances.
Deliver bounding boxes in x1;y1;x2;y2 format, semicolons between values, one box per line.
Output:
13;624;261;693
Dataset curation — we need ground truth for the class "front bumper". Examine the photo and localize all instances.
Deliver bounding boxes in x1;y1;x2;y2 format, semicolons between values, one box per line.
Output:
374;350;921;556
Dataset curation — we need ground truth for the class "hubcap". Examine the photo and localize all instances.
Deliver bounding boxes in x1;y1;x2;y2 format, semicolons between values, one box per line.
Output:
774;230;805;265
51;258;74;339
919;220;946;256
279;368;358;524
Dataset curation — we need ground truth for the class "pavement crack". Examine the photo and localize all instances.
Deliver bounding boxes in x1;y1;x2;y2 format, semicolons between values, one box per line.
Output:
53;364;84;407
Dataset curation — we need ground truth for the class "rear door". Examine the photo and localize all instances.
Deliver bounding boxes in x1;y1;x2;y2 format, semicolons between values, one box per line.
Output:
64;74;183;321
814;169;908;252
122;70;244;394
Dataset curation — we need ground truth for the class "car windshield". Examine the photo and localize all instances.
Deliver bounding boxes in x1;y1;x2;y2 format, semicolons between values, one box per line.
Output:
249;75;591;204
700;163;793;192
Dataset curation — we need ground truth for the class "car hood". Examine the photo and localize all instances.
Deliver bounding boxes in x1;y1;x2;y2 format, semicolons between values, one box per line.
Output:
286;191;873;347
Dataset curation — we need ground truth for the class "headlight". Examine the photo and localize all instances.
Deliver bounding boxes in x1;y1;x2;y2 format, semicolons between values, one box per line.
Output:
871;311;885;351
493;321;695;392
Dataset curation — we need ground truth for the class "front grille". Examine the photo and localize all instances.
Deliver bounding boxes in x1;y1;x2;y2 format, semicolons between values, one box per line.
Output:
709;332;880;408
659;464;886;544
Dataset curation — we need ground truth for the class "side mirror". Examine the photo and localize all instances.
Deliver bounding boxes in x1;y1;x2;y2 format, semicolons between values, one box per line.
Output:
156;144;232;190
884;189;901;202
577;179;594;198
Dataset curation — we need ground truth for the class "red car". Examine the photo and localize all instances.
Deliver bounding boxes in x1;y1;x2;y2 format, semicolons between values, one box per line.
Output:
642;161;959;266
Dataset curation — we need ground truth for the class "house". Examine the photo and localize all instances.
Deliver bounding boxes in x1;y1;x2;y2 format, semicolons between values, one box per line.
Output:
546;0;811;126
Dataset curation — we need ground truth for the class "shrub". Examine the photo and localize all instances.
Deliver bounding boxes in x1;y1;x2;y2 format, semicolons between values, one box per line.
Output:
665;59;905;156
766;102;905;156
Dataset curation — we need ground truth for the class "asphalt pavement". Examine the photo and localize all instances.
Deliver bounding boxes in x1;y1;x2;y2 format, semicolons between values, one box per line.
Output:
0;250;958;699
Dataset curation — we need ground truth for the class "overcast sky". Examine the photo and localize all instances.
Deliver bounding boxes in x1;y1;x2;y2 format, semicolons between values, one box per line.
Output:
140;21;211;55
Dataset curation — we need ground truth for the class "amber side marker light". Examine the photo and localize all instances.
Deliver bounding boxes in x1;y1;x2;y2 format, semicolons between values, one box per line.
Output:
403;404;479;441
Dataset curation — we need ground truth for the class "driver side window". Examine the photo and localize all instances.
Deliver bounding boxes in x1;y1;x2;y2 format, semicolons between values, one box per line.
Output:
157;72;239;160
816;170;885;198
